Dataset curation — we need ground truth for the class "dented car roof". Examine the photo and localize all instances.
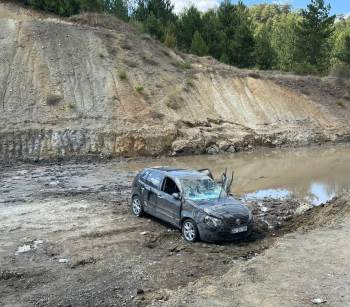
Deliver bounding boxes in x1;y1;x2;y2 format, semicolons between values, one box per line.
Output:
147;167;207;179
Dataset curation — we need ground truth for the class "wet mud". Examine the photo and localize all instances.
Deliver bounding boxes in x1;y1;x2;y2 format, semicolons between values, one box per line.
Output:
0;149;348;306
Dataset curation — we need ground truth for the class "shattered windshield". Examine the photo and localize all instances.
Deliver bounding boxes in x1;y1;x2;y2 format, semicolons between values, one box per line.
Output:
180;177;226;201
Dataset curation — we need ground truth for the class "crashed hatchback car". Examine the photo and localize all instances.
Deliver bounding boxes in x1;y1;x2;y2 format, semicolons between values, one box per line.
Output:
131;167;253;242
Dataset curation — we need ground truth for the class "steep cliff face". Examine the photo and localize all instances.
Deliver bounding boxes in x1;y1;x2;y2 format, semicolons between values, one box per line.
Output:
1;2;350;162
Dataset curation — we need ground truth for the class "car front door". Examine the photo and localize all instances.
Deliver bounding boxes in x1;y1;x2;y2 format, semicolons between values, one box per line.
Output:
156;177;182;226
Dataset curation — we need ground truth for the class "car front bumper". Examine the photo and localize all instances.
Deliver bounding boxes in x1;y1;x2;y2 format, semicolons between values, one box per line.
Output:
197;221;253;242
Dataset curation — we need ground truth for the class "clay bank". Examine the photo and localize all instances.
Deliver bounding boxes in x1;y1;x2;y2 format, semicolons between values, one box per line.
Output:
1;2;350;163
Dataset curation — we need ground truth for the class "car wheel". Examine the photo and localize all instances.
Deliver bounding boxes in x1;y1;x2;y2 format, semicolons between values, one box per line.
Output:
182;219;199;242
131;195;143;217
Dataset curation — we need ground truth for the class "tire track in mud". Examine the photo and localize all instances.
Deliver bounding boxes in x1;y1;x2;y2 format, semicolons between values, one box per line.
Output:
80;225;144;239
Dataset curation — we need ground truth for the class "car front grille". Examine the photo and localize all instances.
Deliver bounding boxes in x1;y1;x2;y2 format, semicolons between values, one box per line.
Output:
225;215;249;227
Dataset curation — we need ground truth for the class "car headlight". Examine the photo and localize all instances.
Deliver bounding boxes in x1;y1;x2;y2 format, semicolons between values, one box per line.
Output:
204;215;222;227
248;210;253;221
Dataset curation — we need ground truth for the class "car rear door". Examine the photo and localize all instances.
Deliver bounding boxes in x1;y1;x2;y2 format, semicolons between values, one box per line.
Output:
141;170;164;218
137;170;155;215
156;177;181;226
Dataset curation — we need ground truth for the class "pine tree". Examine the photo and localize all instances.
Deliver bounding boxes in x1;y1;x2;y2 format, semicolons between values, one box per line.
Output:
133;0;175;24
270;13;300;72
80;0;104;12
190;31;208;56
145;12;163;40
176;6;203;52
202;10;225;60
104;0;129;21
254;24;276;70
295;0;335;74
218;0;255;68
26;0;81;16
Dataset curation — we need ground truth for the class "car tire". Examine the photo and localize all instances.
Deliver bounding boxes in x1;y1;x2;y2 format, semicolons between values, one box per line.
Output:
182;219;199;243
131;195;143;217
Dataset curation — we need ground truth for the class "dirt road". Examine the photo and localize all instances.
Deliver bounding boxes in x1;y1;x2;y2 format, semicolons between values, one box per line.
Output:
0;161;348;306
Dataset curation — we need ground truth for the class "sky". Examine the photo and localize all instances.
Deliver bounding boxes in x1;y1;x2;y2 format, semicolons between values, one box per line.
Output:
171;0;350;15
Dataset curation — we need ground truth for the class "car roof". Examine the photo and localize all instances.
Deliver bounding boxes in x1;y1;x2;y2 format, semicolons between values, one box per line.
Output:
145;167;205;179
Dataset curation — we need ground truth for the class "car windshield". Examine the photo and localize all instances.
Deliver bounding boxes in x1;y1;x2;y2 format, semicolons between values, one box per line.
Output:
180;177;226;201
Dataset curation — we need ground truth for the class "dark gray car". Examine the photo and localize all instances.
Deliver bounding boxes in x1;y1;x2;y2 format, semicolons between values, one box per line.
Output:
131;167;253;242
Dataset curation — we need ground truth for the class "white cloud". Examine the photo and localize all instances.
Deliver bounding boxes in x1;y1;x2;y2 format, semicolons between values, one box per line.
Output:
172;0;220;14
272;0;291;4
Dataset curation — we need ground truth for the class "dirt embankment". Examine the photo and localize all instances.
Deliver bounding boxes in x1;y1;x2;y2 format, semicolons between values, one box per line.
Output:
1;2;350;162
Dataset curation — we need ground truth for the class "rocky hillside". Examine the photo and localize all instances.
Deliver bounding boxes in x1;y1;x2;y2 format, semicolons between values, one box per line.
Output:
1;2;350;162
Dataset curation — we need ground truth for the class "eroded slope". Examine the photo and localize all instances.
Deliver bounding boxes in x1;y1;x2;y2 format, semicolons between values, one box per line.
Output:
1;2;350;161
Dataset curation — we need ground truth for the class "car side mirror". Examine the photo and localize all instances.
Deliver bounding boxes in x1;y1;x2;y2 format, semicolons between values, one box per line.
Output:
172;193;180;200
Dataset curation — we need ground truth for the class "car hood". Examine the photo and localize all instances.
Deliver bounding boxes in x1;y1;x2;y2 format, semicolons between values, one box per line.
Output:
193;197;250;219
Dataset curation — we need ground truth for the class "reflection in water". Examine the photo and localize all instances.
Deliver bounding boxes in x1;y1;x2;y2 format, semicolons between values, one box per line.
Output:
307;182;336;205
243;183;337;205
244;189;291;201
117;145;350;206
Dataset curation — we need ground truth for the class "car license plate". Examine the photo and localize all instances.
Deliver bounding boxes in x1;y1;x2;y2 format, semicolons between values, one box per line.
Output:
231;226;248;234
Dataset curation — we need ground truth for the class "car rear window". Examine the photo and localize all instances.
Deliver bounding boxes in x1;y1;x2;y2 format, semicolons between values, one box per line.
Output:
146;171;163;189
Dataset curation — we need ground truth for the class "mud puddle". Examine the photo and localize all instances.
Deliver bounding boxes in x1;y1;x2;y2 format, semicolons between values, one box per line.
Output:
116;144;350;205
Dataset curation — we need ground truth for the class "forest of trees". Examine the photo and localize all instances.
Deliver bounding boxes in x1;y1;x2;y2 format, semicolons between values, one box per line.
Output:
15;0;350;77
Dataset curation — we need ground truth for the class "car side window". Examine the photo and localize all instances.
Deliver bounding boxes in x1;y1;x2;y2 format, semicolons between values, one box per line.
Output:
146;171;163;189
162;177;180;195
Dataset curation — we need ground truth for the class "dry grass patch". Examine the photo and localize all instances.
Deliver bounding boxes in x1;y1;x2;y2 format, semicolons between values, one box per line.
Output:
46;94;63;106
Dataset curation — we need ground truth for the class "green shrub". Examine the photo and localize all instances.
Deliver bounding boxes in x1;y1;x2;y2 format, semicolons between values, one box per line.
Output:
186;79;193;87
118;70;127;80
336;100;346;108
180;61;191;69
135;86;144;93
330;63;350;79
129;20;145;34
67;102;76;109
142;52;158;65
293;63;320;76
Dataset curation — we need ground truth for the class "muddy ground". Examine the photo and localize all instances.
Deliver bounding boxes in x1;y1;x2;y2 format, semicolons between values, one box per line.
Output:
152;194;350;307
0;161;344;306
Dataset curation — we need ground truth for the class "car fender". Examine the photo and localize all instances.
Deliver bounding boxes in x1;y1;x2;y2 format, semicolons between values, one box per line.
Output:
180;201;205;225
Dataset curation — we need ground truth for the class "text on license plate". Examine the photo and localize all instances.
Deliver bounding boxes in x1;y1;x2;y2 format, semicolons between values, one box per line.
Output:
231;226;248;234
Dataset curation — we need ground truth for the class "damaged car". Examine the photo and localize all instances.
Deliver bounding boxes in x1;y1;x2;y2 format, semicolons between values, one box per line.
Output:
131;167;253;242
